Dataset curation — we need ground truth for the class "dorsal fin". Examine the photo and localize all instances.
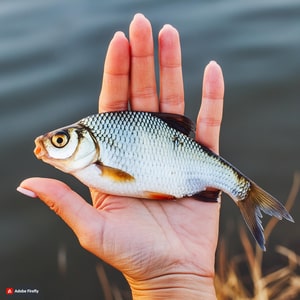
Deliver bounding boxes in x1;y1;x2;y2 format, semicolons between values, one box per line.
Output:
150;112;194;136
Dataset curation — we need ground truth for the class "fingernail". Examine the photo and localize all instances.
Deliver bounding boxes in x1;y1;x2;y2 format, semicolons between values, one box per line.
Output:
133;13;146;20
113;31;126;38
17;186;37;198
162;24;175;30
160;24;178;36
208;60;219;67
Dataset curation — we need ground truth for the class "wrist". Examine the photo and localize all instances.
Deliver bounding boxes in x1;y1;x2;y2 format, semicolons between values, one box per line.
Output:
126;273;216;300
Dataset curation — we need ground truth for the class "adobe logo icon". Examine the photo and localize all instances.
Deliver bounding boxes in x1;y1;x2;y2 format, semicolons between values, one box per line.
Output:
6;288;14;295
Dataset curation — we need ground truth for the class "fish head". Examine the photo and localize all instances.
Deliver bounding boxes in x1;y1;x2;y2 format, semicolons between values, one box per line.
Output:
34;125;99;173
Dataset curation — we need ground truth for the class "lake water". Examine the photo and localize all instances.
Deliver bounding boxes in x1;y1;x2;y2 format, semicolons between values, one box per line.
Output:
1;0;299;299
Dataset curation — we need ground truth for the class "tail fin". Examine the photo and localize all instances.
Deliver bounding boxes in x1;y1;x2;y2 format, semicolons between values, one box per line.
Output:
237;182;294;251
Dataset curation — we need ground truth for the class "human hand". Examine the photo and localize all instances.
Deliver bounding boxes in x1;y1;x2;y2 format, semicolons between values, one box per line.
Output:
18;14;224;299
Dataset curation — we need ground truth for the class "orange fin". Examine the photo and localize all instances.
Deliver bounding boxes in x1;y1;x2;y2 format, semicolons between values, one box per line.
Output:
98;164;135;182
143;191;175;200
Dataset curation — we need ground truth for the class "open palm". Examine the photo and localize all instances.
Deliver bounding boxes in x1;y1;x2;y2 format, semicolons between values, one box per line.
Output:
19;14;224;298
89;190;219;280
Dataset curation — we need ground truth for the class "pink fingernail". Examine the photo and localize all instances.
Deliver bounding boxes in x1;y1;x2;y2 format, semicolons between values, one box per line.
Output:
113;31;126;38
17;186;37;198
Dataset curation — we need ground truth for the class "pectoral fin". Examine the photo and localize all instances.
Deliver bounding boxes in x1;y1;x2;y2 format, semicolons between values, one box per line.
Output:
98;164;135;182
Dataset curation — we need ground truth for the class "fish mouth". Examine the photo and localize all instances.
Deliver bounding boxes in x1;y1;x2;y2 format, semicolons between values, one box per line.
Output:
34;137;47;159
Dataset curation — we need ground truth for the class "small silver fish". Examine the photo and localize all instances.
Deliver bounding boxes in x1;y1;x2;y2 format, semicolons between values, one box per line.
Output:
34;111;293;250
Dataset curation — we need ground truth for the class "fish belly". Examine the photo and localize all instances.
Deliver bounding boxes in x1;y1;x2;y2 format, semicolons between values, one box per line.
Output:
90;138;237;199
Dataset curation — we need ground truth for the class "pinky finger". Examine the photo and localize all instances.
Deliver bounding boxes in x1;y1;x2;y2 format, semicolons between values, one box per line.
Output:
196;61;224;155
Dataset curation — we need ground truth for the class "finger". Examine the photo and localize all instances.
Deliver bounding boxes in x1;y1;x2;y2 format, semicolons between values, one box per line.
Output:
99;31;130;113
158;24;184;114
196;61;224;154
17;178;103;255
129;13;159;112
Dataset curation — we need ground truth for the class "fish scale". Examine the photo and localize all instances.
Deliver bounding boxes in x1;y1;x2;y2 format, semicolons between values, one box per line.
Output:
33;111;294;250
81;112;225;197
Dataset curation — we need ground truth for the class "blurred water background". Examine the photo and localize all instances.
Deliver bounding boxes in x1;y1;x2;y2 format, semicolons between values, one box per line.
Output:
1;0;299;299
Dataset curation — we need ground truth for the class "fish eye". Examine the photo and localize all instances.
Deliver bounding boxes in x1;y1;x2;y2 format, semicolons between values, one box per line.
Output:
51;131;70;148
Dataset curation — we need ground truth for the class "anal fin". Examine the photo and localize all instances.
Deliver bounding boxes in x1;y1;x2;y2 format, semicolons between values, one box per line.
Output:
192;190;221;202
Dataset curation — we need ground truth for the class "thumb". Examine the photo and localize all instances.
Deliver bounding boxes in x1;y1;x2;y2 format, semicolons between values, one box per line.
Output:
17;177;103;254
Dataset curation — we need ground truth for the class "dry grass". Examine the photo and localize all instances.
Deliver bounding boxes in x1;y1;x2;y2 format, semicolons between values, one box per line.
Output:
215;172;300;300
96;263;126;300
